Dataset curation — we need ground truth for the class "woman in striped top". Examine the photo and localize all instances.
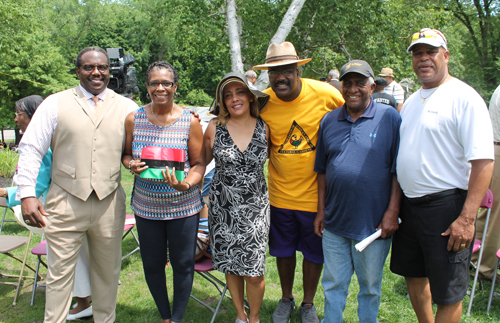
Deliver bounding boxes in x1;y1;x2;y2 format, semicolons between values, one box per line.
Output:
121;61;204;323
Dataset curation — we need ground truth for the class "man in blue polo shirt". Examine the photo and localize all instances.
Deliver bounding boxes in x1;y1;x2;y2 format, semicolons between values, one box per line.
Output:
314;60;402;322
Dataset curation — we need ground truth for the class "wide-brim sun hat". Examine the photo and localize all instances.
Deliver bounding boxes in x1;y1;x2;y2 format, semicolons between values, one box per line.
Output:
210;72;270;115
253;42;311;70
13;205;44;234
407;28;448;53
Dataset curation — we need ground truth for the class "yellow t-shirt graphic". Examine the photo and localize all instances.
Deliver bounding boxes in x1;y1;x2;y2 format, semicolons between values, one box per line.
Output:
278;121;315;154
261;78;344;212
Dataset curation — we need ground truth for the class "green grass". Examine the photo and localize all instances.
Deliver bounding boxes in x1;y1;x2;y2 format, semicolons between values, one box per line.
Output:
0;166;500;322
0;149;18;178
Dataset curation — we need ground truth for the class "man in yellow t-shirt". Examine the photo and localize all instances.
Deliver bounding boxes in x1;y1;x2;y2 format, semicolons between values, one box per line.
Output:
254;42;344;323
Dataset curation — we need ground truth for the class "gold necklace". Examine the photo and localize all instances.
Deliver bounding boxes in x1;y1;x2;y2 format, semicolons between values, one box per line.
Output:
419;88;439;103
151;104;173;127
419;75;450;103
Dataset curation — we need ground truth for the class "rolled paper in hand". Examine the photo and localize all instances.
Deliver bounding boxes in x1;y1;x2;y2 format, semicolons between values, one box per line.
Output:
355;218;402;252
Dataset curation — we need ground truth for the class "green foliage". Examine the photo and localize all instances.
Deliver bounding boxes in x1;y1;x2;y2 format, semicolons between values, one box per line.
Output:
1;0;498;120
178;89;213;107
0;0;77;130
0;149;18;178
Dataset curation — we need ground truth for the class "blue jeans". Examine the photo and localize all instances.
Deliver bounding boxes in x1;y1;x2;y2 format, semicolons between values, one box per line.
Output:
321;230;391;323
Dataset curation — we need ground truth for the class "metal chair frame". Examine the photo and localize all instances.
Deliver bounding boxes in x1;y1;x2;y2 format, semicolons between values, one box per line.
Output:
467;188;494;316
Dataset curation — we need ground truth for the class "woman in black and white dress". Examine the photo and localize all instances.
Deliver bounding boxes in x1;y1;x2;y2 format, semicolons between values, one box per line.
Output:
204;72;270;323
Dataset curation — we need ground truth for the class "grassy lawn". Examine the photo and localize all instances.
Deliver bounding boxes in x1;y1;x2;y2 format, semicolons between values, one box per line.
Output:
0;166;499;322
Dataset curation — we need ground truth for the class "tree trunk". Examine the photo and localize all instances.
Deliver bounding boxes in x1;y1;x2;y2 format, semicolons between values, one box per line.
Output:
254;0;307;91
226;0;244;74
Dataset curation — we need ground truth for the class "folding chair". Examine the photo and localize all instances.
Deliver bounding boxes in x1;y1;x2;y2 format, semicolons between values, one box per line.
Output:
30;239;47;305
30;214;140;305
487;247;500;314
0;231;40;305
190;257;231;323
122;214;140;260
467;188;494;316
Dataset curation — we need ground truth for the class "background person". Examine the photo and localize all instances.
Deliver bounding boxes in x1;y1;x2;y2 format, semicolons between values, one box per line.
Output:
391;28;494;323
372;77;398;110
122;61;204;323
204;72;270;323
253;41;344;323
378;67;405;111
246;70;258;90
2;96;50;207
472;82;500;281
327;69;341;93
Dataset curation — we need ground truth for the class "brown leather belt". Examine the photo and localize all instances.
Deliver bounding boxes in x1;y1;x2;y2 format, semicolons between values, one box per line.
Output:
494;142;500;146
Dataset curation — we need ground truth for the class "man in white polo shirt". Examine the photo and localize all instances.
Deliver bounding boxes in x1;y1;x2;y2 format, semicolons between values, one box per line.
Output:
390;28;494;323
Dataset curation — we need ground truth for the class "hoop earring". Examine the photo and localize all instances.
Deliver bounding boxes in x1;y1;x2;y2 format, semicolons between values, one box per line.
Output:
146;92;151;100
174;92;177;99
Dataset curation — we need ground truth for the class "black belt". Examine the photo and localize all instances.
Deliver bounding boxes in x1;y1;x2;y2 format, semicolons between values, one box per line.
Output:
494;142;500;146
406;188;467;205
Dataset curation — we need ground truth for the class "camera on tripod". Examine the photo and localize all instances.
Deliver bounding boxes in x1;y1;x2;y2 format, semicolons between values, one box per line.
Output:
106;48;139;99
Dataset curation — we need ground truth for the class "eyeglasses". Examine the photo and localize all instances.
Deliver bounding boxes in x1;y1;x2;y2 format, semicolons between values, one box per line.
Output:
14;111;26;117
80;64;110;72
268;69;297;78
409;29;447;45
147;81;175;89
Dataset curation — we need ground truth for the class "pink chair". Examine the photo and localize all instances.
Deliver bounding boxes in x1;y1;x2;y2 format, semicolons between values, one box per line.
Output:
30;239;47;305
487;248;500;314
467;188;494;316
190;257;230;323
30;214;140;305
122;214;140;260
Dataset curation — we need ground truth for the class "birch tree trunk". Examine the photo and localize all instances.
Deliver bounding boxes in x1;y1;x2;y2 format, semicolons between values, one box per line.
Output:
254;0;307;90
226;0;244;74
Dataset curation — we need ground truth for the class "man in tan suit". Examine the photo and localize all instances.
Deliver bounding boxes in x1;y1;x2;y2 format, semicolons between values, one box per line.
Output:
16;47;136;323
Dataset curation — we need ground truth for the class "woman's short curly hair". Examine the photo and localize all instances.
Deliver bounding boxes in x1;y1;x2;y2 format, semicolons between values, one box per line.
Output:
145;61;178;85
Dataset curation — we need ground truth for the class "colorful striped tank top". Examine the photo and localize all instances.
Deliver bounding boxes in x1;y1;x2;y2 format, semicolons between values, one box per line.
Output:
131;107;203;220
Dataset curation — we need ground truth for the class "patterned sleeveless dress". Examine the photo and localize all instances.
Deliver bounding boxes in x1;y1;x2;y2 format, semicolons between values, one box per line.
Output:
209;118;270;276
131;107;203;219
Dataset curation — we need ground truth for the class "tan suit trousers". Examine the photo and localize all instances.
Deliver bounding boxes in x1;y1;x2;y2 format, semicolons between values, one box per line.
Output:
43;183;126;323
472;144;500;279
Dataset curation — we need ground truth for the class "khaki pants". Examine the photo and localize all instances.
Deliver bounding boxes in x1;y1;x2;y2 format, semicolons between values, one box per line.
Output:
472;144;500;279
43;183;126;323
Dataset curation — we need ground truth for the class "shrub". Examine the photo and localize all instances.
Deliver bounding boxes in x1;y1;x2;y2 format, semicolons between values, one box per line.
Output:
180;89;213;107
0;149;18;178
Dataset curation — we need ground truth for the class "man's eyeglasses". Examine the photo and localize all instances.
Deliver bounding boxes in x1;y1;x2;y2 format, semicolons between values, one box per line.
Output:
268;69;297;78
409;29;447;44
147;81;175;89
80;64;110;72
14;111;26;117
